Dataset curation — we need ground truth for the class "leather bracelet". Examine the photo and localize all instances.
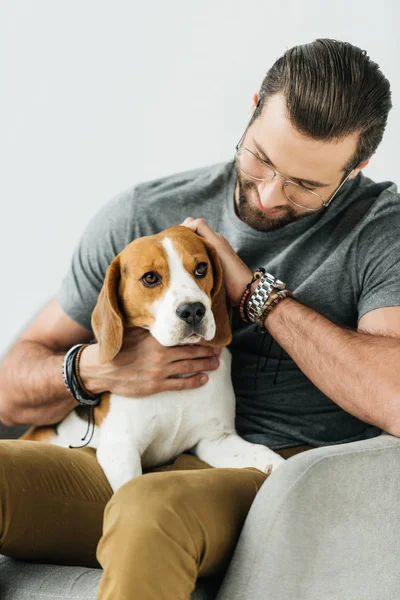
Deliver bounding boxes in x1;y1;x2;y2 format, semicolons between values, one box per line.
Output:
75;344;99;400
62;344;102;406
258;290;294;330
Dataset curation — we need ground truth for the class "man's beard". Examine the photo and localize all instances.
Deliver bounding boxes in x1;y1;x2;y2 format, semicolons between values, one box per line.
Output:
235;164;312;232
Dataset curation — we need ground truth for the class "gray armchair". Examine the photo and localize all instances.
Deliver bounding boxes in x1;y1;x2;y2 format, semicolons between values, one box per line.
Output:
1;425;399;600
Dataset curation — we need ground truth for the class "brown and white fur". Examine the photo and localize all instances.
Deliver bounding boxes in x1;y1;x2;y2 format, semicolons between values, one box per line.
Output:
22;226;285;492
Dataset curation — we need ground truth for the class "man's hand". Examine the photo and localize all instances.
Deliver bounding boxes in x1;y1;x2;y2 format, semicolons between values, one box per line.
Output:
181;217;252;306
79;328;221;397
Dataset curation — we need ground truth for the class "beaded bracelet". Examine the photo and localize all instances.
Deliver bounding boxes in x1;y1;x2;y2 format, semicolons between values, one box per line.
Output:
258;290;294;327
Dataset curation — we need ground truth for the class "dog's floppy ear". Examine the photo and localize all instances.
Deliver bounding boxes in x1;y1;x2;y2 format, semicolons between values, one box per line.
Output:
91;257;124;364
202;238;232;347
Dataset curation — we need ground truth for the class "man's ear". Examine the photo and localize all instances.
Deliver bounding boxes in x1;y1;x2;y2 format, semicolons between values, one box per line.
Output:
202;238;232;347
251;91;260;112
91;257;124;364
349;154;374;179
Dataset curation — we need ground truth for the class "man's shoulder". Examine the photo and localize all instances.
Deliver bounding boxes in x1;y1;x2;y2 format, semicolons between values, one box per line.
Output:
134;161;234;202
102;161;233;222
357;174;400;229
337;172;400;234
93;160;234;240
356;173;399;211
349;174;400;254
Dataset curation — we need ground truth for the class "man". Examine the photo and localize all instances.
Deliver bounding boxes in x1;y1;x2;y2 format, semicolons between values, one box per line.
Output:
0;38;399;599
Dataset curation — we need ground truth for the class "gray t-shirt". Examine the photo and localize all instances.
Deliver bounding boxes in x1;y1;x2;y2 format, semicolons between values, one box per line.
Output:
59;161;400;450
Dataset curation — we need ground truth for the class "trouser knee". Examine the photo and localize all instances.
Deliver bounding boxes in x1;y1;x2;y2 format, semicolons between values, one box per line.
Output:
99;472;198;552
96;471;209;599
97;466;267;578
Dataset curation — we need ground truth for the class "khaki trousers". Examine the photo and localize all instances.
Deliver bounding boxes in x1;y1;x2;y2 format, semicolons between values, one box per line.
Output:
0;439;313;599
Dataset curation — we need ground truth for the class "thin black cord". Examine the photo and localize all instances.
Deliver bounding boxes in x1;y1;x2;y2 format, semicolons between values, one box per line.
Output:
260;333;284;384
81;408;92;440
254;327;268;391
69;405;96;449
273;346;284;385
262;336;274;372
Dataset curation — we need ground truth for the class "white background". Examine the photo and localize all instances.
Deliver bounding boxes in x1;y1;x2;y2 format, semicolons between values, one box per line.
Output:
1;0;398;358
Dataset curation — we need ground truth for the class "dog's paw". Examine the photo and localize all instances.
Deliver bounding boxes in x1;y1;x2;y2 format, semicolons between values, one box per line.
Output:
264;459;285;475
243;447;285;474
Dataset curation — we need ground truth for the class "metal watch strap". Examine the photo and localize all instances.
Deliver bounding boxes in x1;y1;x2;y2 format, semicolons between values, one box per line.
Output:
246;272;286;327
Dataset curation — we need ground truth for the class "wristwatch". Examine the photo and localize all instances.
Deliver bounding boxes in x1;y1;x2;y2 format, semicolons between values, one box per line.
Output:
246;271;287;328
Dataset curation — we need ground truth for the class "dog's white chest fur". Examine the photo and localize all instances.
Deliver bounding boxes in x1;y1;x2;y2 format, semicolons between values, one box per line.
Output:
101;347;235;469
55;347;284;491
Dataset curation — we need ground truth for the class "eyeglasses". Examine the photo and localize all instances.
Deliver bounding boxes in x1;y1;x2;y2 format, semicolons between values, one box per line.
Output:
235;129;357;212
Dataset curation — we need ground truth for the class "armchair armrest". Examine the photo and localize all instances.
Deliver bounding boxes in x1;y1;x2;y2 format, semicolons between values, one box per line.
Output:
217;433;400;600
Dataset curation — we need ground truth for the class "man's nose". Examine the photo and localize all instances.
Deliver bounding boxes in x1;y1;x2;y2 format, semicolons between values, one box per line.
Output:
257;178;286;209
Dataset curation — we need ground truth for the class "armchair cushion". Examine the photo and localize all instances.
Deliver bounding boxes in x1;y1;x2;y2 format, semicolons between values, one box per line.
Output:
0;556;221;599
217;432;400;600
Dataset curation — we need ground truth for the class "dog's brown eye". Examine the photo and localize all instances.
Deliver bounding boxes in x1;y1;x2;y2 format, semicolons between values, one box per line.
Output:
195;262;208;278
141;272;161;287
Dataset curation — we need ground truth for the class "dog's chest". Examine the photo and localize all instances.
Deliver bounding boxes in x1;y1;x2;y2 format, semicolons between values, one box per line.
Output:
102;347;235;467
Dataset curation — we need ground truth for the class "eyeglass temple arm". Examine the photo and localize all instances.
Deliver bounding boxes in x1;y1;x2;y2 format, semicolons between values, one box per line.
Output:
324;164;359;207
235;133;245;151
235;99;262;150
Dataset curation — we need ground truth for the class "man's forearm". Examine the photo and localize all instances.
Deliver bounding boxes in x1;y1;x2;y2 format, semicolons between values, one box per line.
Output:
0;341;78;426
265;298;400;435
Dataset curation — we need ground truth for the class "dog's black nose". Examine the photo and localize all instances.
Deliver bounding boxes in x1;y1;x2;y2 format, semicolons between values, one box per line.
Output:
176;302;206;326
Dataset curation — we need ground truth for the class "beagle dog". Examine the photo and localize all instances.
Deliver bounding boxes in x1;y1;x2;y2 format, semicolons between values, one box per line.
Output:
22;225;285;491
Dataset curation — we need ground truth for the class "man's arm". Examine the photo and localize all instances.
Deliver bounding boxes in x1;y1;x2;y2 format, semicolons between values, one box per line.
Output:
0;297;100;426
179;217;400;436
0;296;221;427
265;299;400;436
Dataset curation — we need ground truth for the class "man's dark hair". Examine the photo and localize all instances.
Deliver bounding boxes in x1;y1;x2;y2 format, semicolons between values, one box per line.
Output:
253;38;392;172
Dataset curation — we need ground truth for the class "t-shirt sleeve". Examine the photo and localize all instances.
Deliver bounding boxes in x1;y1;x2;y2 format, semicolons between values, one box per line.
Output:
357;193;400;323
57;188;136;330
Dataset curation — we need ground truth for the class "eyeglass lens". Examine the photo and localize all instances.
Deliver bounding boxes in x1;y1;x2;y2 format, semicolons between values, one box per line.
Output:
236;148;323;210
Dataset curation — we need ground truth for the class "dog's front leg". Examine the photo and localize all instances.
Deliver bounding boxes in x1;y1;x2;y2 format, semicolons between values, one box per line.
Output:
193;433;285;473
97;439;142;493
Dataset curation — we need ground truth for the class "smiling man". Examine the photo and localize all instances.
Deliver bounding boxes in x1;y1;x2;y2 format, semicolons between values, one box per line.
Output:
0;38;399;600
234;93;364;230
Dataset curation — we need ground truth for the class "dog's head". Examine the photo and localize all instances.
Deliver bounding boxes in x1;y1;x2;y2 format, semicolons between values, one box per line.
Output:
92;225;232;364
